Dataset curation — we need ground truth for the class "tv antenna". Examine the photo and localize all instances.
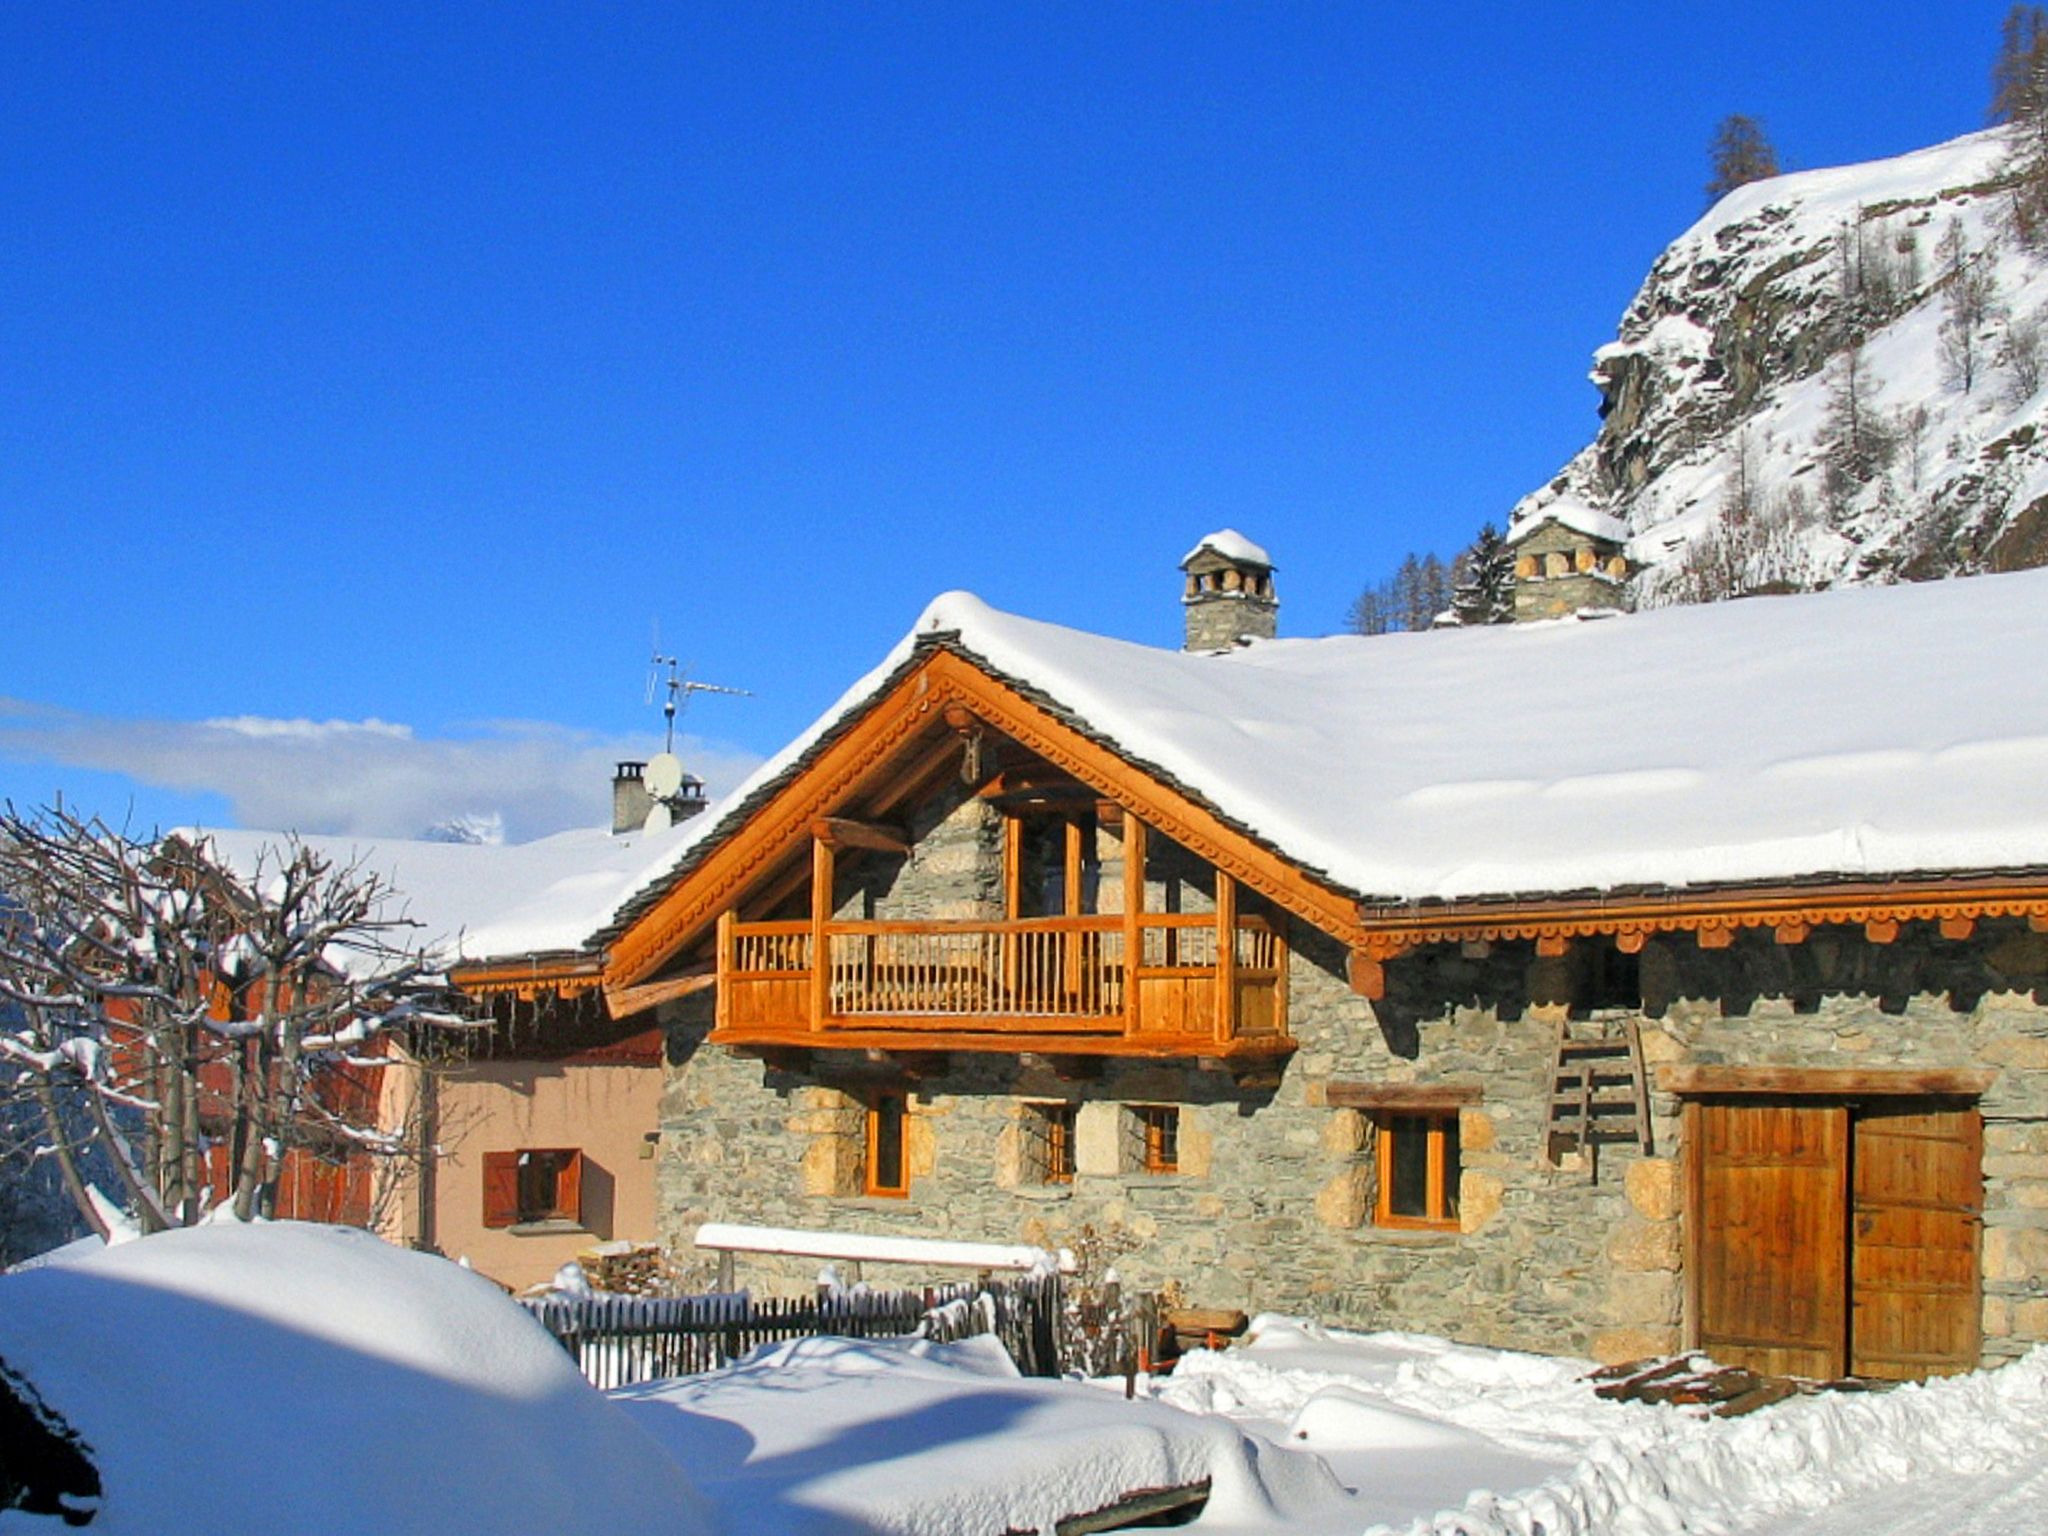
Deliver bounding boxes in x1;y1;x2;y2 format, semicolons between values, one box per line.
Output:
644;650;751;757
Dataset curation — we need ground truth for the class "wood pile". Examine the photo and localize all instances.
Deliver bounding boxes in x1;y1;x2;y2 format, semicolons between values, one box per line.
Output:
1588;1355;1895;1418
577;1241;669;1296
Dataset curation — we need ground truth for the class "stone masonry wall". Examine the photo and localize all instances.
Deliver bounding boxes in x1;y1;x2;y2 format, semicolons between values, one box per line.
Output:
655;799;2048;1365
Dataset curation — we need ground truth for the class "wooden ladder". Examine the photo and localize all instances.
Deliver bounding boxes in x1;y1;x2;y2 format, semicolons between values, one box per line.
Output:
1548;1016;1654;1165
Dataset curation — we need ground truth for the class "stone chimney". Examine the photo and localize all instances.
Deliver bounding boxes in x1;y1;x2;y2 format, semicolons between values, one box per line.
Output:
612;759;711;835
612;761;654;835
1507;501;1631;622
1180;530;1278;651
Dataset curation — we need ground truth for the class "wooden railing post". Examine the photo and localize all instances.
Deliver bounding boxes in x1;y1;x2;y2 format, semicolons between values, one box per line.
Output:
810;836;834;1031
1215;871;1237;1044
1122;816;1146;1037
715;909;734;1033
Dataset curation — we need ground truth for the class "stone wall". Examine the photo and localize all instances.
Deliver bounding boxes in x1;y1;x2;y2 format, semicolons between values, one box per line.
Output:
653;800;2048;1366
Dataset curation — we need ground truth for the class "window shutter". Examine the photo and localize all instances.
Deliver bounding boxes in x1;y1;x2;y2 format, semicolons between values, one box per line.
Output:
558;1150;584;1224
482;1151;520;1228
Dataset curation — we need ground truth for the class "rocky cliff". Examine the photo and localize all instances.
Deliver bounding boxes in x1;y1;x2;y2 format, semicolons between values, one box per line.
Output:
1512;128;2048;604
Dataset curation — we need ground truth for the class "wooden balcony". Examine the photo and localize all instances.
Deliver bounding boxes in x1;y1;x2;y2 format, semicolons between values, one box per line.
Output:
711;912;1291;1059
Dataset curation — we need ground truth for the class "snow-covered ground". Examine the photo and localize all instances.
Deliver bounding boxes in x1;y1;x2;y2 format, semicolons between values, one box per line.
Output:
9;1225;2048;1535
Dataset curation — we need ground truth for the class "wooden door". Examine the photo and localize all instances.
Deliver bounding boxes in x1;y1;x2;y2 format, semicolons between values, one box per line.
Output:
1692;1099;1850;1378
1850;1100;1982;1380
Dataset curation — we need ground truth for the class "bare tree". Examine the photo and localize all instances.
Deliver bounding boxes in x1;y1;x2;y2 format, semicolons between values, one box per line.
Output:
0;806;472;1236
1937;219;1999;394
1706;114;1780;204
2001;313;2045;402
1992;5;2048;128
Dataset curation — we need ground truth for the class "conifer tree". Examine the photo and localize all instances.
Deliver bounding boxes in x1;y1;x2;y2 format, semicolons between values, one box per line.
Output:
1991;5;2048;128
1450;524;1515;626
1705;115;1780;204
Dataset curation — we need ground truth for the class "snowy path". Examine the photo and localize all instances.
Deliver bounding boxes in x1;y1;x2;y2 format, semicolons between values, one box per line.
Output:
1763;1456;2048;1536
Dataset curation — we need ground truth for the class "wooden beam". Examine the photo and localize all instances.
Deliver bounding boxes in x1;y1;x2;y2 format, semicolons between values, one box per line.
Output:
1325;1081;1484;1110
1534;934;1569;958
809;837;834;1032
1774;922;1809;946
604;967;715;1019
1866;918;1900;944
1659;1065;1999;1098
977;767;1091;804
1123;815;1146;1037
1215;870;1238;1044
1346;950;1385;1000
707;1025;1296;1060
811;817;911;855
1697;926;1734;950
1615;930;1646;955
1941;915;1976;941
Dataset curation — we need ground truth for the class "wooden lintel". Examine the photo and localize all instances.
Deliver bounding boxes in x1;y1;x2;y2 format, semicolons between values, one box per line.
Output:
1940;915;1976;941
1659;1065;1999;1098
1866;918;1901;944
1774;922;1809;946
1325;1081;1484;1110
811;816;911;855
1346;950;1385;1000
603;967;715;1018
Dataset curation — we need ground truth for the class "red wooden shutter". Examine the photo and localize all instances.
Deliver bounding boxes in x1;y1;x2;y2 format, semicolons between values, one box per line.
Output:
557;1151;585;1225
482;1151;520;1228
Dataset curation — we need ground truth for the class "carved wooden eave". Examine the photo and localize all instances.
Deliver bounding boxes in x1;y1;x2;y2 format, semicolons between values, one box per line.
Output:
603;643;1367;993
1343;877;2048;998
451;955;605;1003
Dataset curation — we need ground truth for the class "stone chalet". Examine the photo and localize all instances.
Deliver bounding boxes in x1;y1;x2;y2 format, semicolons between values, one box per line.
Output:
240;534;2048;1379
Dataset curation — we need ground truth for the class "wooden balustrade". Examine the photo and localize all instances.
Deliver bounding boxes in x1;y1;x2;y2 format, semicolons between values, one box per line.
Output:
714;911;1289;1056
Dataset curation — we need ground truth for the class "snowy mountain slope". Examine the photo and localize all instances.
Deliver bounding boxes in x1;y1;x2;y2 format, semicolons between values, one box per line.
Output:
1512;127;2048;600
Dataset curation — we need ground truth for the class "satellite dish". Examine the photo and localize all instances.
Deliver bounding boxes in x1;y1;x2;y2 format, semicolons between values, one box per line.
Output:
644;753;685;799
643;801;673;834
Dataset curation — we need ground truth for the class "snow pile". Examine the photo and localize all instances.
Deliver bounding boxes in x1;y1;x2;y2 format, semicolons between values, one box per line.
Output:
0;1223;713;1535
611;1332;1346;1535
1154;1318;2048;1536
1513;125;2048;599
1183;528;1275;568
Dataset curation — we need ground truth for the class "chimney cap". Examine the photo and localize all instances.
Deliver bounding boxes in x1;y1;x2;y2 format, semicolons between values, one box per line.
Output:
1180;528;1274;571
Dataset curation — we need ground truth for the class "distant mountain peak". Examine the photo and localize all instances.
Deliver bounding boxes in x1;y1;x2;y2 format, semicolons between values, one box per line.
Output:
418;812;505;846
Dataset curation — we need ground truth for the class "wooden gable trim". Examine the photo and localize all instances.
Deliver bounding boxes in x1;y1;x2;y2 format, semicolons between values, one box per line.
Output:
606;646;1367;990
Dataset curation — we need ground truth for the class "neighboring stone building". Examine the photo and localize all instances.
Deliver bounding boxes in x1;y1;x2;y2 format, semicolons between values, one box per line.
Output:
583;552;2048;1381
1507;499;1631;621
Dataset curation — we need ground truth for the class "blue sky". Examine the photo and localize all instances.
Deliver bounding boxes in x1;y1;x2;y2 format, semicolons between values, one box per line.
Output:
0;4;2017;840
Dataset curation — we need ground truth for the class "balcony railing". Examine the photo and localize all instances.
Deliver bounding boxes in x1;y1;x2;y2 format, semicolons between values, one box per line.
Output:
714;911;1288;1057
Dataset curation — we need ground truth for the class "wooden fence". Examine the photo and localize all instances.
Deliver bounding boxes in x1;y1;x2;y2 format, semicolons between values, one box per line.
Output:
522;1271;1063;1389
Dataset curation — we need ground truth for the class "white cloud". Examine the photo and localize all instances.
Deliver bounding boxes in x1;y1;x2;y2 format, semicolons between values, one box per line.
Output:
0;699;763;844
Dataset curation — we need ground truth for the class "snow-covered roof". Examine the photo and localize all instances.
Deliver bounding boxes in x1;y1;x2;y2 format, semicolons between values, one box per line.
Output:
612;569;2048;923
1181;528;1274;568
190;821;698;967
1506;498;1628;548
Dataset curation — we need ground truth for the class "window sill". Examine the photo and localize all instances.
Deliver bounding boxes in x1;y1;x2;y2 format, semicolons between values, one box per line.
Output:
1012;1185;1074;1203
1363;1224;1461;1244
818;1195;914;1210
506;1219;586;1237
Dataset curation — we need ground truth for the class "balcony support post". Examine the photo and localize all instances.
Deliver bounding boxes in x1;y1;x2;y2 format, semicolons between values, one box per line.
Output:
715;909;734;1033
1122;815;1146;1038
1215;870;1237;1045
809;837;834;1031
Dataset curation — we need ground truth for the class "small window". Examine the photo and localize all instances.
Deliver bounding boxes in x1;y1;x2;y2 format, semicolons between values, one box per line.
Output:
482;1148;584;1229
1024;1102;1077;1185
1136;1105;1179;1174
1375;1114;1460;1230
866;1094;910;1198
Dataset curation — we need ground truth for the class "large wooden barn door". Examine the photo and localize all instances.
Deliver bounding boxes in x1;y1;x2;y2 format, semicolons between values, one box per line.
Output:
1849;1100;1982;1380
1691;1095;1983;1380
1692;1100;1850;1378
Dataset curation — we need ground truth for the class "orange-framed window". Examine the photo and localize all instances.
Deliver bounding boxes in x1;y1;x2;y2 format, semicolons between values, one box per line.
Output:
1375;1113;1460;1229
1136;1105;1179;1174
1026;1102;1077;1184
866;1094;910;1198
